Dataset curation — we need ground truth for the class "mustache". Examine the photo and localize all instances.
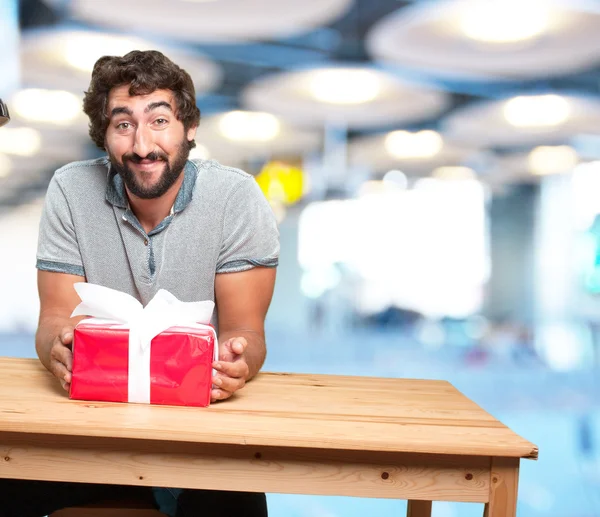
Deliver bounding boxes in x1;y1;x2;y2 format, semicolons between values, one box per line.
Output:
123;151;168;163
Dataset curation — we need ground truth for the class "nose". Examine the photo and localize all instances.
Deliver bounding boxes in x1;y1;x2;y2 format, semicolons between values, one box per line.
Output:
133;125;153;158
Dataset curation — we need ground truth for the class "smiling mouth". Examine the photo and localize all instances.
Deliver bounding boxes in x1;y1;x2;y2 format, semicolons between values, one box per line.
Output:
132;159;163;170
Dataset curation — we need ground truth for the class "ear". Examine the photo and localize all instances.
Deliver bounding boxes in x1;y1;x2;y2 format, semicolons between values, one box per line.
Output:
187;125;198;143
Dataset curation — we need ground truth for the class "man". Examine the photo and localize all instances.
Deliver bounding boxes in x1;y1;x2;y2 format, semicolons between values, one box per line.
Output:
1;50;278;517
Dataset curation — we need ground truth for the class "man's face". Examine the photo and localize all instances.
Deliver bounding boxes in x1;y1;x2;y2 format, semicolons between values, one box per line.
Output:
105;85;197;199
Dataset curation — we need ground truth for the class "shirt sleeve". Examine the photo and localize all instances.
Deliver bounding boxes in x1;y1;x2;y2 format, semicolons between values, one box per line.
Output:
36;175;85;277
217;176;280;274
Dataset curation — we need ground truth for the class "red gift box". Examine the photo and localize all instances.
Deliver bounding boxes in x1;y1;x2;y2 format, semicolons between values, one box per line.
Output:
70;322;216;407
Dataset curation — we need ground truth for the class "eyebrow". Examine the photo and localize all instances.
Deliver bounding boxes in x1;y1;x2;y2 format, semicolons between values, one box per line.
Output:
109;101;173;118
145;101;173;113
110;106;133;118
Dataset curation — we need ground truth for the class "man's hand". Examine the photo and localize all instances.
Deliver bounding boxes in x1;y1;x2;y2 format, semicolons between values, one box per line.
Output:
213;267;276;403
211;337;250;402
49;327;75;391
36;271;85;392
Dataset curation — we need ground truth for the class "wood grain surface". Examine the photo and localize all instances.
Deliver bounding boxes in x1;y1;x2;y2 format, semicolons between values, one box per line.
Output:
0;358;538;459
487;458;520;517
0;433;492;501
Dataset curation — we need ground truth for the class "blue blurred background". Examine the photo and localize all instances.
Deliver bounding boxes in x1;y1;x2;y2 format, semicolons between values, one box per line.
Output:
3;0;600;515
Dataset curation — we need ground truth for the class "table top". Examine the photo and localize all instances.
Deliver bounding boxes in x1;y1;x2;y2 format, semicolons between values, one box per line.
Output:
0;357;537;459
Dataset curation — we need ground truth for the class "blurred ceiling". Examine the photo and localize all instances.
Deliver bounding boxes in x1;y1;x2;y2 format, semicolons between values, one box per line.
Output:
3;0;600;209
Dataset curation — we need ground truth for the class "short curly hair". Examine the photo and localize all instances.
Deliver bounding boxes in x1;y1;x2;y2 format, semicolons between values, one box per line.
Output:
83;50;200;150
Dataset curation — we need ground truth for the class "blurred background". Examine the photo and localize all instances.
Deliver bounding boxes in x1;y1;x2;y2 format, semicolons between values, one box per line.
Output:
2;0;600;515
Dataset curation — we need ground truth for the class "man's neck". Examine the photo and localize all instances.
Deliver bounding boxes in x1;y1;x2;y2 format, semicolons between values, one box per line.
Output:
126;174;184;234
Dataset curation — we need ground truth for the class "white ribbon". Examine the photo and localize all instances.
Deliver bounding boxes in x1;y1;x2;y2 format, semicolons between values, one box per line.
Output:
71;282;217;403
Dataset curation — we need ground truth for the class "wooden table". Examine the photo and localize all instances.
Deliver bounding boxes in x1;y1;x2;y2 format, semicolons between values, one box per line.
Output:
0;358;537;517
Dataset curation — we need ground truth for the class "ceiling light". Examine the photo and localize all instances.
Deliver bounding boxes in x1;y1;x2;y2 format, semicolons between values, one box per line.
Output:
12;89;80;125
63;33;151;73
384;130;443;159
528;145;578;176
0;127;42;156
219;111;280;142
460;0;550;44
0;154;12;178
309;69;381;105
504;95;570;128
432;166;476;180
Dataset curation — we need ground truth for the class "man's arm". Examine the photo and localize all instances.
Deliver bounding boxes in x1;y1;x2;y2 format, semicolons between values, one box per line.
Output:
212;266;276;401
36;270;85;389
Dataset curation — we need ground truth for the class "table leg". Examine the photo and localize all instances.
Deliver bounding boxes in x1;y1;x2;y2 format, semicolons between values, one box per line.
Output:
485;458;519;517
407;500;432;517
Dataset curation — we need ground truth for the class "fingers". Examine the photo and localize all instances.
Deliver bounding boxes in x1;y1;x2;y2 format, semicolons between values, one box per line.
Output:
213;368;246;393
211;355;250;403
229;337;247;356
211;388;232;402
60;327;74;347
210;381;245;402
213;359;249;380
50;331;74;391
218;337;248;362
211;361;248;402
51;359;71;391
210;336;250;403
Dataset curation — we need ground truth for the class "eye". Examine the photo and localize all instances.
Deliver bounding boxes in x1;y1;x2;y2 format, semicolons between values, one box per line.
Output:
116;121;131;130
154;118;168;126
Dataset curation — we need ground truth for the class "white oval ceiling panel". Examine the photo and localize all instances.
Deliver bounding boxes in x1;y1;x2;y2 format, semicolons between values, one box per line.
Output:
443;94;600;148
481;148;580;186
0;117;92;202
367;0;600;80
65;0;353;43
20;29;222;95
242;66;450;129
195;111;322;166
348;131;475;176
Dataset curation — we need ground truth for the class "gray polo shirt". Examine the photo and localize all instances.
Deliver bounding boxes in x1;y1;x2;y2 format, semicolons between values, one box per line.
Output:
36;156;280;322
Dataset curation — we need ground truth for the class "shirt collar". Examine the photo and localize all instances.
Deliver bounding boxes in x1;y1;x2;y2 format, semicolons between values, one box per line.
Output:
105;158;199;213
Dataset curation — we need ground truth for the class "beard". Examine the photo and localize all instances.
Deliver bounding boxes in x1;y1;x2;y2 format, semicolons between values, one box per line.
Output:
110;140;190;200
